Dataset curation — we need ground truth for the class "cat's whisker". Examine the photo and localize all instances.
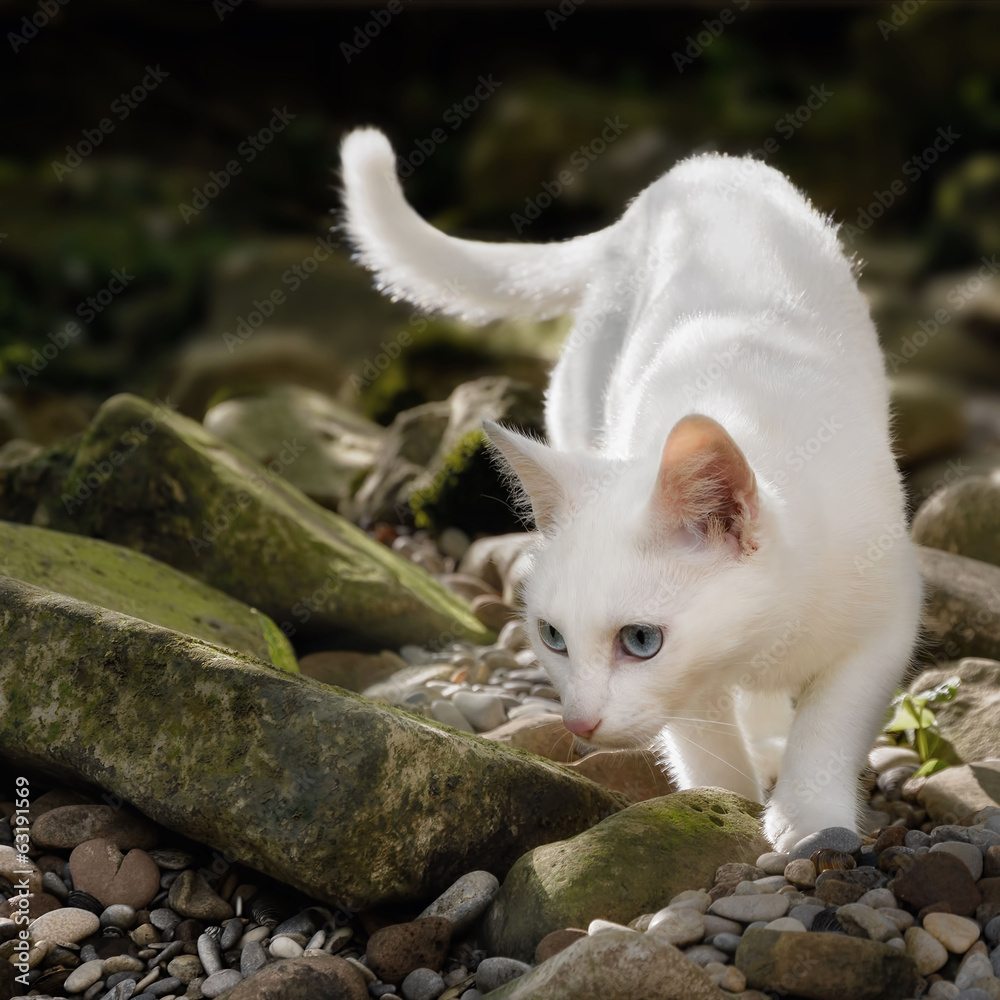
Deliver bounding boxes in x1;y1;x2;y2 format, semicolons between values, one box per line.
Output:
665;727;758;785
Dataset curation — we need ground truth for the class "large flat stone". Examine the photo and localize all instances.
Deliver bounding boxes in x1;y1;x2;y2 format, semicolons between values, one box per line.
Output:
0;577;625;909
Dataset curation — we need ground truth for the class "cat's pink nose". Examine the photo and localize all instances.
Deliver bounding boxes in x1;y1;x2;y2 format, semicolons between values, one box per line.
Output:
565;717;601;739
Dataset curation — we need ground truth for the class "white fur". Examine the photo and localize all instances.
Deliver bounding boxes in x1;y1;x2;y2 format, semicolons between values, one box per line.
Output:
340;128;922;851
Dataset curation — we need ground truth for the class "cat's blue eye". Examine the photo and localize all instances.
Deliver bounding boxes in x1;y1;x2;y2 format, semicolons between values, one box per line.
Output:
538;620;568;653
619;624;663;659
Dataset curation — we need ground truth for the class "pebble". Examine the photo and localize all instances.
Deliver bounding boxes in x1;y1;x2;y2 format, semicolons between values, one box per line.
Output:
924;912;983;953
708;892;789;922
450;691;507;732
167;954;203;983
893;852;981;916
787;827;862;861
683;944;730;966
103;955;144;974
69;839;161;910
906;924;949;974
241;938;267;977
430;699;476;733
28;905;99;944
197;932;224;976
782;858;817;888
646;906;704;945
270;934;304;958
475;957;531;992
709;932;742;954
956;952;995;991
835;903;900;942
367;918;451;985
401;967;446;1000
418;871;500;936
934;841;986;881
64;959;106;993
168;871;233;922
788;904;825;930
764;916;806;932
534;928;587;963
756;852;790;875
202;968;244;997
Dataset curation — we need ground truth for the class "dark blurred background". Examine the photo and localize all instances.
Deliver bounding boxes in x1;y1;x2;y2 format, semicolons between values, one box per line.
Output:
0;1;997;489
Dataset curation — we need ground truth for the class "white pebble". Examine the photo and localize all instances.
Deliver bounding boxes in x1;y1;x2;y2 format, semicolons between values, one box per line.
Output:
269;935;304;958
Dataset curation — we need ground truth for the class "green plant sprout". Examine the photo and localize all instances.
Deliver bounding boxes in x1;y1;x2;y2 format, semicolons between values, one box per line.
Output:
883;676;962;778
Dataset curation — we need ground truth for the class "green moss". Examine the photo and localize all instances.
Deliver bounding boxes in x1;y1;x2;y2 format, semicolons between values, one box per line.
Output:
0;520;297;671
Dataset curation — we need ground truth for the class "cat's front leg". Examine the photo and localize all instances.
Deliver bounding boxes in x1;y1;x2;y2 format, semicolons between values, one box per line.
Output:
659;697;763;803
764;625;914;852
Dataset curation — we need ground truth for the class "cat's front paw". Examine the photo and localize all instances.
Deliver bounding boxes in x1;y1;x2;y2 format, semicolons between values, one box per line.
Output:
763;800;858;853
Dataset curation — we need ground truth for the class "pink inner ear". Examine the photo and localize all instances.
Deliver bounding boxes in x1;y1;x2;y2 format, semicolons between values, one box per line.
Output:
655;415;758;551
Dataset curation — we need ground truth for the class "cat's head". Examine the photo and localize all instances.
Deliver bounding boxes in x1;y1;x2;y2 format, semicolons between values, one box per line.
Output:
485;414;777;750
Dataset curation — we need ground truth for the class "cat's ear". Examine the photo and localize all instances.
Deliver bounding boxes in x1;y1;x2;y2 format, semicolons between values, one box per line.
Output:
652;414;759;555
483;421;569;534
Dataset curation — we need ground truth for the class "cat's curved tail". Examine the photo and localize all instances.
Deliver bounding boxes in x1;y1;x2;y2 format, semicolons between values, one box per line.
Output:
339;127;612;325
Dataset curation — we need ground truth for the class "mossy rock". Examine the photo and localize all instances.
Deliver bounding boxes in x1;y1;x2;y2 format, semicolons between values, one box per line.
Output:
481;788;768;962
0;577;626;909
351;376;544;533
38;393;493;650
912;473;1000;567
0;520;296;672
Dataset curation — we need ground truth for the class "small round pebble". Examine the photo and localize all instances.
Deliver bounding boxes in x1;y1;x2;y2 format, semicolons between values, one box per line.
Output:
756;852;790;876
782;858;817;888
709;933;742;954
202;968;243;997
475;957;531;993
905;829;932;849
683;944;730;967
787;827;862;861
401;967;445;1000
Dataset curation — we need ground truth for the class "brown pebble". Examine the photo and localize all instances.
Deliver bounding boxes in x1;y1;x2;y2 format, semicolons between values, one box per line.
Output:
810;849;856;873
873;826;908;854
31;805;159;852
174;918;205;942
0;893;62;921
814;878;866;906
709;882;736;902
70;838;161;910
535;928;587;964
365;917;451;985
978;877;1000;904
224;954;367;1000
878;846;916;875
892;852;981;917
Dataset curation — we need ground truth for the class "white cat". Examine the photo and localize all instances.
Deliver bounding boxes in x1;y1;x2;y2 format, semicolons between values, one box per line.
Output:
340;127;922;851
